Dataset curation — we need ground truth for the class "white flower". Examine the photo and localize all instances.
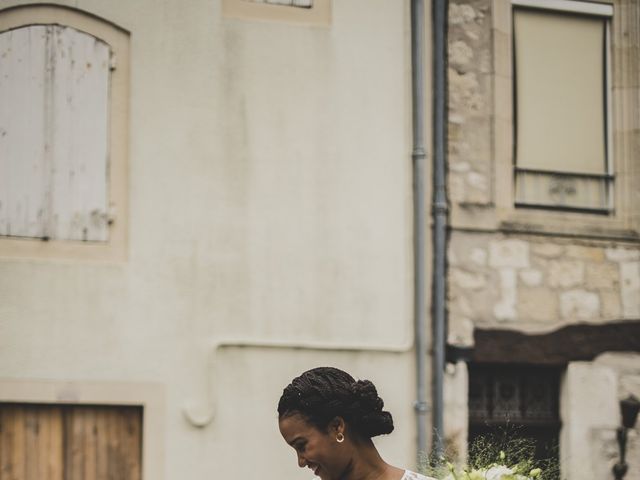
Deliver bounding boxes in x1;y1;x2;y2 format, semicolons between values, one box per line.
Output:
485;465;514;480
430;463;538;480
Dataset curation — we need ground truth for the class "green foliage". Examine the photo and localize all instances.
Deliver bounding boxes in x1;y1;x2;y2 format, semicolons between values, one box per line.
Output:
418;427;560;480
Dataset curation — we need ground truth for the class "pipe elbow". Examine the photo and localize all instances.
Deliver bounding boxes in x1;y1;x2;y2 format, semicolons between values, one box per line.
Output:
182;401;215;428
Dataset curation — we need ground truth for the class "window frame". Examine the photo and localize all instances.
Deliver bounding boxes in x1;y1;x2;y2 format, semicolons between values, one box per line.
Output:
0;4;129;261
466;0;640;242
468;363;563;463
511;0;615;214
0;378;164;480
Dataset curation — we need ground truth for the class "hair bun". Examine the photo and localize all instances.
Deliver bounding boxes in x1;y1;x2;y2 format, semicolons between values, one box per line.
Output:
349;379;394;437
351;380;384;411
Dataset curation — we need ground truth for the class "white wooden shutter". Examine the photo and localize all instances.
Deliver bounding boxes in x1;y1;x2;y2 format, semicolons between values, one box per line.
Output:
0;26;48;238
0;25;110;241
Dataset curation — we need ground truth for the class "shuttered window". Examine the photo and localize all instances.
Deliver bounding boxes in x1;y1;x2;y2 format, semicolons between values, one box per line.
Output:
0;403;142;480
0;25;110;241
513;1;613;213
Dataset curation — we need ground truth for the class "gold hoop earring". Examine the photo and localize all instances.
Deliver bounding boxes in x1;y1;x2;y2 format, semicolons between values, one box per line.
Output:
336;433;345;443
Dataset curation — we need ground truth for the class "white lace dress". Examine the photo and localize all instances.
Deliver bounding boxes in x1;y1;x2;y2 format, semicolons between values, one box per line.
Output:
401;469;437;480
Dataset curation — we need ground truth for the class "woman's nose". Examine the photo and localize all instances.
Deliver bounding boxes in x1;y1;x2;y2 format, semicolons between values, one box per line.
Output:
297;452;307;468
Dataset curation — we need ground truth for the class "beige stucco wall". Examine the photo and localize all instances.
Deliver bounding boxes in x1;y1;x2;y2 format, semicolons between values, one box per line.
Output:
0;1;430;479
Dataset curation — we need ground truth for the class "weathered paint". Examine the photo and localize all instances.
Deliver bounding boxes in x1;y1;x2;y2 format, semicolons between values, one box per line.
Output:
0;26;47;238
0;24;109;241
0;2;416;480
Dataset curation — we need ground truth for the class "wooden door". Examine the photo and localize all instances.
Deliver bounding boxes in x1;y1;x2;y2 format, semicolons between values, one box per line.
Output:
0;403;142;480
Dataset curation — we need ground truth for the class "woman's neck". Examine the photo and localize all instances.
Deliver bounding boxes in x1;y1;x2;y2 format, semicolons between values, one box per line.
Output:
340;441;404;480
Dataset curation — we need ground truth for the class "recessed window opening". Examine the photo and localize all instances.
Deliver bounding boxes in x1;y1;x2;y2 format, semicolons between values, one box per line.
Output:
468;364;562;471
512;0;614;213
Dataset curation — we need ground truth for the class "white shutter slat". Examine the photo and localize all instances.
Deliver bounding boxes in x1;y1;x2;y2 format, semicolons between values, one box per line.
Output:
0;26;48;238
49;26;110;242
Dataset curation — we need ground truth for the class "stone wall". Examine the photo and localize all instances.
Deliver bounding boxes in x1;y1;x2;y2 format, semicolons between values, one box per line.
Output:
448;233;640;346
448;0;493;206
444;0;640;476
562;356;640;480
596;353;640;480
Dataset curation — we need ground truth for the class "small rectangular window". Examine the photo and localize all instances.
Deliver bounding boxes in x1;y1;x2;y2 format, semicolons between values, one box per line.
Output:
512;1;613;213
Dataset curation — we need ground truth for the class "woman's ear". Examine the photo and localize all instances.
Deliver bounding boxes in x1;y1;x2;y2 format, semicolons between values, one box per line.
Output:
330;416;346;435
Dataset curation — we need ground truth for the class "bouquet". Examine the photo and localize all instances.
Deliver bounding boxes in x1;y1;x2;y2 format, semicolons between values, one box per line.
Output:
421;433;558;480
438;451;542;480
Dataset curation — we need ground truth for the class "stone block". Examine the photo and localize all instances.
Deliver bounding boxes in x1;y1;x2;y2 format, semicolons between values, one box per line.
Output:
467;171;487;190
449;112;465;125
449;70;484;113
451;268;487;290
493;29;510;77
560;289;600;321
449;172;466;202
531;242;564;258
470;247;487;266
447;314;474;347
449;3;477;24
548;260;585;288
605;247;640;262
449;40;474;69
450;161;471;173
595;352;640;376
449;233;489;267
601;290;622;319
455;294;474;317
494;74;512;120
492;0;511;34
465;183;490;205
478;49;492;74
462;118;492;165
519;268;543;287
561;362;618;480
493;116;513;171
586;262;619;290
566;245;605;262
493;268;517;321
621;261;640;317
489;239;529;268
517;287;557;322
448;248;460;266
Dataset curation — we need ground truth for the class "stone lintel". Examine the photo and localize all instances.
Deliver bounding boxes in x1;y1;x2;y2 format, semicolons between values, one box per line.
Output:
466;320;640;365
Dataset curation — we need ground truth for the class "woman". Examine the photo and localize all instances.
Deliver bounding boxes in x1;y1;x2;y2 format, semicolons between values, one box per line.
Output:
278;367;435;480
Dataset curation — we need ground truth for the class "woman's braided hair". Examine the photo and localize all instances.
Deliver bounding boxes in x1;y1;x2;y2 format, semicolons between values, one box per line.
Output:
277;367;394;439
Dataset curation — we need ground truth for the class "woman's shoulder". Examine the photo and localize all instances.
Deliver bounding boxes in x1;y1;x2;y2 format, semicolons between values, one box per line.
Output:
401;469;437;480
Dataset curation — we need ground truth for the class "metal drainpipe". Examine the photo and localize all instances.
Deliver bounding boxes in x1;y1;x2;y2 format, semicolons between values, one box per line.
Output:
431;0;448;460
410;0;428;463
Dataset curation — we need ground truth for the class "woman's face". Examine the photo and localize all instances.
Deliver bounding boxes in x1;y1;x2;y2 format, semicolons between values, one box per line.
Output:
279;413;350;480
